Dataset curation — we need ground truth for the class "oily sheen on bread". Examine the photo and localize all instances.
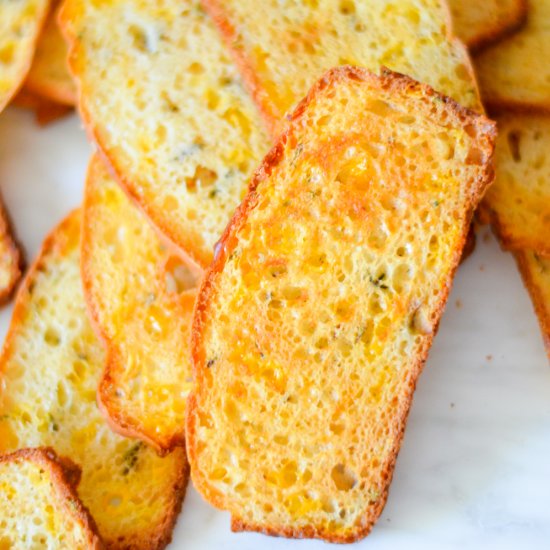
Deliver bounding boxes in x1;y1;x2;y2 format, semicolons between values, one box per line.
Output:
475;0;550;112
82;156;198;454
481;114;550;255
449;0;527;52
0;211;187;549
203;0;482;135
187;67;496;542
26;0;76;106
0;0;49;113
59;0;270;268
0;447;103;549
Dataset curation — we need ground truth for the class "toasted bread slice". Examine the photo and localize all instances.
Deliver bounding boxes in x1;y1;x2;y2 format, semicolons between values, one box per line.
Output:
0;211;188;549
475;0;550;113
0;447;103;549
187;67;496;542
59;0;270;269
26;1;76;106
13;86;72;125
515;250;550;359
0;0;49;113
449;0;527;52
203;0;482;135
516;251;550;358
481;114;550;255
0;199;22;305
82;156;198;454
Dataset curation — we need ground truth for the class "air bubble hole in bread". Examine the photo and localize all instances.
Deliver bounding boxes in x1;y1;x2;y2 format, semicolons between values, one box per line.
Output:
82;156;198;454
0;0;49;113
0;211;188;549
481;114;550;255
0;447;103;549
203;0;483;135
59;0;271;268
187;67;496;543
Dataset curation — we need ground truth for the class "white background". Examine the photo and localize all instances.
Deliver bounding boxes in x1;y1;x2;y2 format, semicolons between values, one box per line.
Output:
0;107;548;549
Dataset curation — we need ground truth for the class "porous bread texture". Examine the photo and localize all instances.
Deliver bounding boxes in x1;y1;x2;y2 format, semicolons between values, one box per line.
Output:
203;0;482;135
449;0;527;52
82;156;198;454
13;87;72;125
26;0;76;106
516;251;550;359
59;0;271;269
481;114;550;255
475;0;550;113
0;0;49;113
0;448;103;550
0;200;22;305
0;211;188;550
188;67;497;543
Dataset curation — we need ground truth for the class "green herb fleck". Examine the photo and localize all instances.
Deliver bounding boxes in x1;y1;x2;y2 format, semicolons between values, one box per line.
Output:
48;413;59;432
122;443;143;475
369;273;389;290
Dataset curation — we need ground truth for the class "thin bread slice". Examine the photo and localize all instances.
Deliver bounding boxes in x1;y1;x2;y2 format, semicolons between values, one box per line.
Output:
0;199;22;305
25;0;76;106
187;67;496;542
13;86;72;125
516;251;550;358
82;156;198;454
475;0;550;113
449;0;527;52
481;114;550;255
59;0;271;269
0;211;188;550
203;0;482;135
0;0;50;113
0;447;103;549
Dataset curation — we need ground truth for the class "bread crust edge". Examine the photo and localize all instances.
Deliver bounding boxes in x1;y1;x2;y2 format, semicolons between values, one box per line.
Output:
515;251;550;360
0;209;190;550
0;447;104;549
187;66;497;542
80;156;190;456
467;0;528;53
0;0;50;114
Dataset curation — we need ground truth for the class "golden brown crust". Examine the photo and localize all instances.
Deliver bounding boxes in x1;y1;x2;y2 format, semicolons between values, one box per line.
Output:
1;211;188;549
187;66;496;542
13;87;73;125
0;210;79;373
0;0;50;114
81;157;198;455
0;197;23;305
58;2;240;270
515;251;550;360
483;205;550;257
0;447;104;549
467;0;528;53
485;101;550;119
25;1;77;106
201;0;279;135
202;0;484;136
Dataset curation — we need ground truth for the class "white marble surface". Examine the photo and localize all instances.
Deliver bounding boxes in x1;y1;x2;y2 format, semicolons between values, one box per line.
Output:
0;108;548;549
